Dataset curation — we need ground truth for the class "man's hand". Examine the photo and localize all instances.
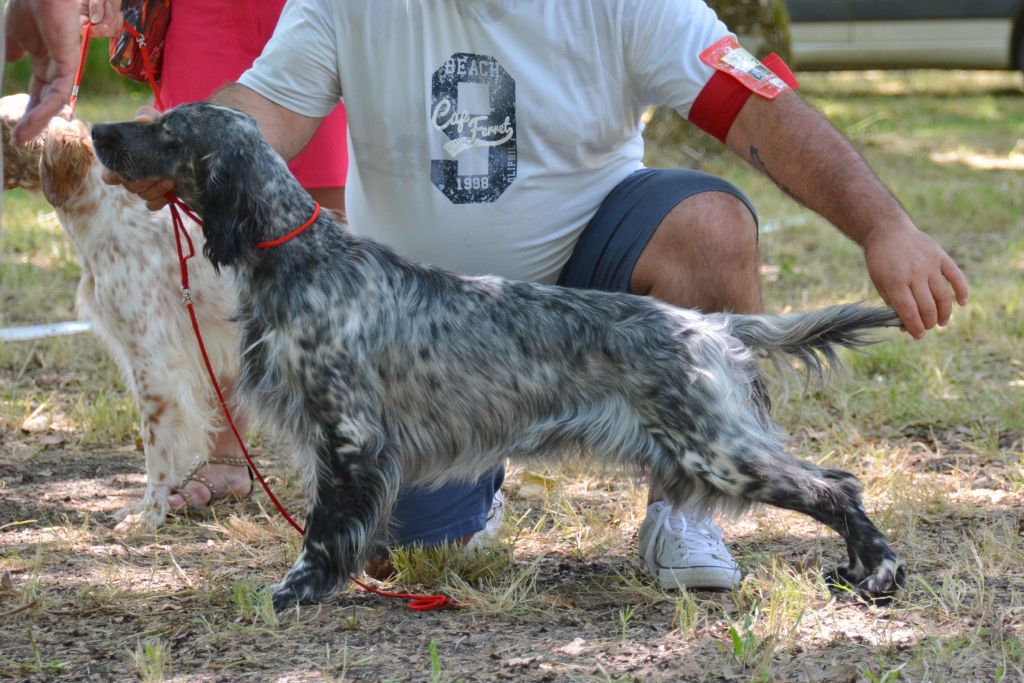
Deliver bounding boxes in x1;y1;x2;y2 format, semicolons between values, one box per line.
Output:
727;91;969;339
100;106;176;210
862;221;968;339
78;0;123;37
102;170;176;211
6;0;81;145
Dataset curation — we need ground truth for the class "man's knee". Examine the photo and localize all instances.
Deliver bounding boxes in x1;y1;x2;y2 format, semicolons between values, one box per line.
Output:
630;191;760;311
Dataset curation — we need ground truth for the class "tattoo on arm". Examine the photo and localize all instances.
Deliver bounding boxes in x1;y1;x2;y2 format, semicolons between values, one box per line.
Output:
750;146;796;201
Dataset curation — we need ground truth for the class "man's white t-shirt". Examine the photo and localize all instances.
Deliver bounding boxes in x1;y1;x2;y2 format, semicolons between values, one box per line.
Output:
239;0;730;283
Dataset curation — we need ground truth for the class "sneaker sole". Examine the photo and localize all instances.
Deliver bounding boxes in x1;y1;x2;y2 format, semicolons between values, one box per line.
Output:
656;567;741;591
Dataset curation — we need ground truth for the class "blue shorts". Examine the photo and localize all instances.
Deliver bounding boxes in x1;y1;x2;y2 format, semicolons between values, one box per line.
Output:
557;168;757;291
388;168;756;546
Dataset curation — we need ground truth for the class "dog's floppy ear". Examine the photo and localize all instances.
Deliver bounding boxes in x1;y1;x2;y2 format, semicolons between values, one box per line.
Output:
199;143;272;270
40;120;94;207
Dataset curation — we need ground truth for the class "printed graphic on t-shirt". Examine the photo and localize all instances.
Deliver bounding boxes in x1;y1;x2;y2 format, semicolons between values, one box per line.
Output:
430;53;517;204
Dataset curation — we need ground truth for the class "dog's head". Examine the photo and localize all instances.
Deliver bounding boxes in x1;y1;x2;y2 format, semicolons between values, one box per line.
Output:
91;102;286;269
1;93;96;208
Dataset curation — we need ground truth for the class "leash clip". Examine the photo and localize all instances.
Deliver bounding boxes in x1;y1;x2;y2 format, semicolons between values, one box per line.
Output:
180;285;193;307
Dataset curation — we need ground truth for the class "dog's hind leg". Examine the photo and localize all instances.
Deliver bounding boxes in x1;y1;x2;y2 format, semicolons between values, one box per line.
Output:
742;459;904;602
650;435;904;602
271;438;400;611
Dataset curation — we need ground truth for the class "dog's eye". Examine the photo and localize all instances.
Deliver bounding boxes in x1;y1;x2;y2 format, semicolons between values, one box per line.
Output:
165;139;182;152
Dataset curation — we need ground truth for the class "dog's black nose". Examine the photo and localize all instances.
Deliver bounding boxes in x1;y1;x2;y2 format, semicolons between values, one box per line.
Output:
90;123;118;149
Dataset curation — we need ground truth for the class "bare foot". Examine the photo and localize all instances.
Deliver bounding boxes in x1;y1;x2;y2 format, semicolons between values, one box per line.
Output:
168;460;252;510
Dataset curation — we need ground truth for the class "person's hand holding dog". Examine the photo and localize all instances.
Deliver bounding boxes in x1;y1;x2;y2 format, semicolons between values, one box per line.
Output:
727;91;968;341
103;84;327;212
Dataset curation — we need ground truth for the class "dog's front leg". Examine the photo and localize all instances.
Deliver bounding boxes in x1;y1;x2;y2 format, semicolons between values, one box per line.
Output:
272;439;399;611
113;365;212;534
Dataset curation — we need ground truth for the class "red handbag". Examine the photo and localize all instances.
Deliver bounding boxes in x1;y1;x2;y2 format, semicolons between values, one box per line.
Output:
108;0;172;85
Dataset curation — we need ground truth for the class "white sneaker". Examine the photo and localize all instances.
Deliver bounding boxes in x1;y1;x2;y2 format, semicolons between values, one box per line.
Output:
637;502;741;590
463;489;505;553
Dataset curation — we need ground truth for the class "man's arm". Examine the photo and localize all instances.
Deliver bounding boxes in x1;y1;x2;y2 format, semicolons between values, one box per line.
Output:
724;90;968;339
209;83;322;162
107;83;324;209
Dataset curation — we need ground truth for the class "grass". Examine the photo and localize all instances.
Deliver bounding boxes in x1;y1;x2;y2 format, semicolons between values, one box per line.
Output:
131;637;169;683
1;70;1022;681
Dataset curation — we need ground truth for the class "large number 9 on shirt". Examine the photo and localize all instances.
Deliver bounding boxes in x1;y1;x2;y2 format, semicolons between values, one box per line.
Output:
430;53;518;204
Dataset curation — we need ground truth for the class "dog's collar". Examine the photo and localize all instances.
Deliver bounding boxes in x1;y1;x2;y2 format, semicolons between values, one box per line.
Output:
255;203;322;250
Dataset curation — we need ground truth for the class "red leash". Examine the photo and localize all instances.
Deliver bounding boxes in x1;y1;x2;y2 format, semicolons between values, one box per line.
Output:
167;198;457;612
118;22;166;110
69;23;92;115
167;196;306;535
168;198;456;610
73;24;455;612
349;577;453;612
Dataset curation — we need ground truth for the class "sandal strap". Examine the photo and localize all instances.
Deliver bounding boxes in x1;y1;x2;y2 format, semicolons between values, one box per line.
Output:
188;472;220;500
209;455;255;483
175;487;196;508
206;456;250;468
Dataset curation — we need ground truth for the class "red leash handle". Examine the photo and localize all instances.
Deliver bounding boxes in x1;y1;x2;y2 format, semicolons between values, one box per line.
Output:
71;20;165;114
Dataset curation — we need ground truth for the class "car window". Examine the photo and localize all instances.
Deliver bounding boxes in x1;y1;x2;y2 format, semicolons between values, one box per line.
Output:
850;0;1019;21
786;0;849;22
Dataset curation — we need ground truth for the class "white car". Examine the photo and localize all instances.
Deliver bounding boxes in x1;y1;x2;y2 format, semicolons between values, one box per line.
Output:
785;0;1024;70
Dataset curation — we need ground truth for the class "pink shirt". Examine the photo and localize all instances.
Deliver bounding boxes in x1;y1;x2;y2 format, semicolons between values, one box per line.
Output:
160;0;347;188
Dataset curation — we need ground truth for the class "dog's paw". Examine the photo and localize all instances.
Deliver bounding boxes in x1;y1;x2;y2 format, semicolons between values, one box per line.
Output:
854;561;905;604
825;559;905;605
112;505;164;536
271;557;337;612
271;575;335;612
271;582;305;612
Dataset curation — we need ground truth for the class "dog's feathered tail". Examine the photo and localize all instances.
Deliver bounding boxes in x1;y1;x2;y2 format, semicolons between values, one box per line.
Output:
723;303;900;379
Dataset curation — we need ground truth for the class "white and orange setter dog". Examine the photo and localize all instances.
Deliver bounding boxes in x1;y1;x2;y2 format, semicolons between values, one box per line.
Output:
1;95;243;531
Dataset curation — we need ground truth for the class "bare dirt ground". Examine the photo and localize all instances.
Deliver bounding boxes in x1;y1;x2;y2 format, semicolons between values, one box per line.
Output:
2;407;1022;681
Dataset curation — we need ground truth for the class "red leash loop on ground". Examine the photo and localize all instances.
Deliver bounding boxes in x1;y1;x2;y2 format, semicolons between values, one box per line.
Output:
166;197;456;612
350;577;457;611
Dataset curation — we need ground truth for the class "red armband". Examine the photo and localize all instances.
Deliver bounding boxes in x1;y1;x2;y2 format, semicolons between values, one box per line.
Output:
688;37;799;144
